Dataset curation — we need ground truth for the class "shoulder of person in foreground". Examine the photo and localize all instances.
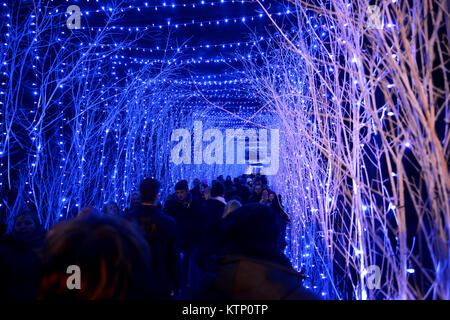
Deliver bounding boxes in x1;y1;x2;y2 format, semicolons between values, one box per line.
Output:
199;254;321;300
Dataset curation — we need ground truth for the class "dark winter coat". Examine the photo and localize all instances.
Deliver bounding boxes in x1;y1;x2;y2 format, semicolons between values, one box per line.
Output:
190;186;202;203
164;196;203;255
196;199;227;271
0;233;44;299
198;243;319;300
126;205;181;295
235;185;251;203
247;193;262;203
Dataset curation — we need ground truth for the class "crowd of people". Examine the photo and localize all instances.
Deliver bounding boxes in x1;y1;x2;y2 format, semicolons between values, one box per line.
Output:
0;173;318;300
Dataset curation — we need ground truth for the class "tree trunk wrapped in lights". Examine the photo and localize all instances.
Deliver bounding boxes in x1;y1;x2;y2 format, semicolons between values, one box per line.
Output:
244;0;449;299
0;2;254;228
0;2;185;227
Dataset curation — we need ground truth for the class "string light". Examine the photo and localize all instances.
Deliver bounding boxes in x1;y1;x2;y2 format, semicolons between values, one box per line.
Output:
1;0;332;299
94;37;266;53
65;10;294;31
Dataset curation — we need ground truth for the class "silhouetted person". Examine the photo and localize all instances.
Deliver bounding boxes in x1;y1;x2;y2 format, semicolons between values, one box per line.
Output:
259;188;271;206
164;180;202;290
203;186;211;200
253;175;263;186
201;181;226;231
198;203;318;300
224;177;237;201
248;184;263;203
224;176;233;190
193;178;200;188
269;192;290;251
197;183;208;203
261;174;268;186
39;213;155;299
0;210;44;299
196;182;227;272
126;178;181;298
235;177;251;203
123;192;141;214
190;178;202;202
